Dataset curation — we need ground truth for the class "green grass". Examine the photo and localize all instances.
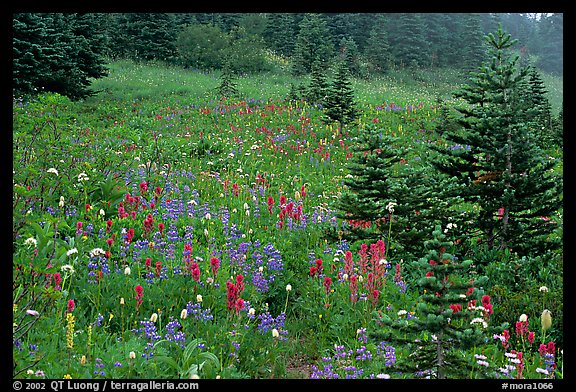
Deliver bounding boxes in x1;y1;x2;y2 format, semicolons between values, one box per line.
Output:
91;60;562;115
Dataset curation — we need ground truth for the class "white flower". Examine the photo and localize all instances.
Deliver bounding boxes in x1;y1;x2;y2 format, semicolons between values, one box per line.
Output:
124;266;131;275
120;298;125;305
129;351;136;360
99;209;105;216
248;308;255;316
59;196;65;208
89;248;106;258
47;168;59;176
535;368;549;375
61;264;75;274
78;172;89;182
272;328;280;338
385;202;397;214
539;286;549;293
470;318;488;328
196;294;203;303
379;259;387;265
397;310;407;316
150;313;158;323
376;374;390;379
180;309;188;320
286;284;292;292
24;237;37;247
66;248;78;257
26;310;40;317
519;314;528;322
477;360;490;367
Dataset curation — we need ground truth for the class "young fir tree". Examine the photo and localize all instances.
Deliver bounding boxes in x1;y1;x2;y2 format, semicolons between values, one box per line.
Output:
216;61;239;99
305;58;330;106
334;126;404;245
324;60;358;126
333;123;454;261
371;226;501;379
428;25;562;257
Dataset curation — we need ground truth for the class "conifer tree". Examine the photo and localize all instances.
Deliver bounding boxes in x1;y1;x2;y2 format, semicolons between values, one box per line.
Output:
264;13;296;57
371;226;500;379
364;15;391;74
458;13;486;71
334;127;404;245
324;60;358;125
333;124;451;260
216;61;239;99
13;13;108;100
390;13;429;68
305;59;330;105
428;25;562;256
291;13;334;76
522;66;556;148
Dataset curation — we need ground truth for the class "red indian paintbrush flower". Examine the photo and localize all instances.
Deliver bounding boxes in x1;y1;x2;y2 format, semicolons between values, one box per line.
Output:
210;257;220;277
323;277;332;294
134;285;144;309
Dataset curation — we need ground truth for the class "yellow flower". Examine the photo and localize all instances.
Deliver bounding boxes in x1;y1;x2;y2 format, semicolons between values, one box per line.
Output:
541;309;552;331
66;313;75;349
64;374;72;379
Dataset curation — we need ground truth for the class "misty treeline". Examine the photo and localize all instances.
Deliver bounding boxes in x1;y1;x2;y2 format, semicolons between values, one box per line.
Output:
13;12;563;100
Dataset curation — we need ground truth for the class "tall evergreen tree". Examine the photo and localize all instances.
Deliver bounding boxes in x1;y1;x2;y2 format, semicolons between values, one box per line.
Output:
458;13;486;71
111;13;178;63
264;13;296;57
535;13;563;75
291;13;335;76
390;13;430;68
522;66;555;148
364;14;391;74
424;13;452;67
428;25;563;256
13;13;108;100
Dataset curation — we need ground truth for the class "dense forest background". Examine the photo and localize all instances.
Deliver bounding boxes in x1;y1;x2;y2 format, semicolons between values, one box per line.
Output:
13;12;563;100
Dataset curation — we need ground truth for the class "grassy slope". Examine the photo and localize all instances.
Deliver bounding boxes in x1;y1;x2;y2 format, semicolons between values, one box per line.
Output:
89;60;563;115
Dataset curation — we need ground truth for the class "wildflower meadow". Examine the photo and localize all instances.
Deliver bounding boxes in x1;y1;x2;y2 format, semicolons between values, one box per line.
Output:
12;60;563;381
